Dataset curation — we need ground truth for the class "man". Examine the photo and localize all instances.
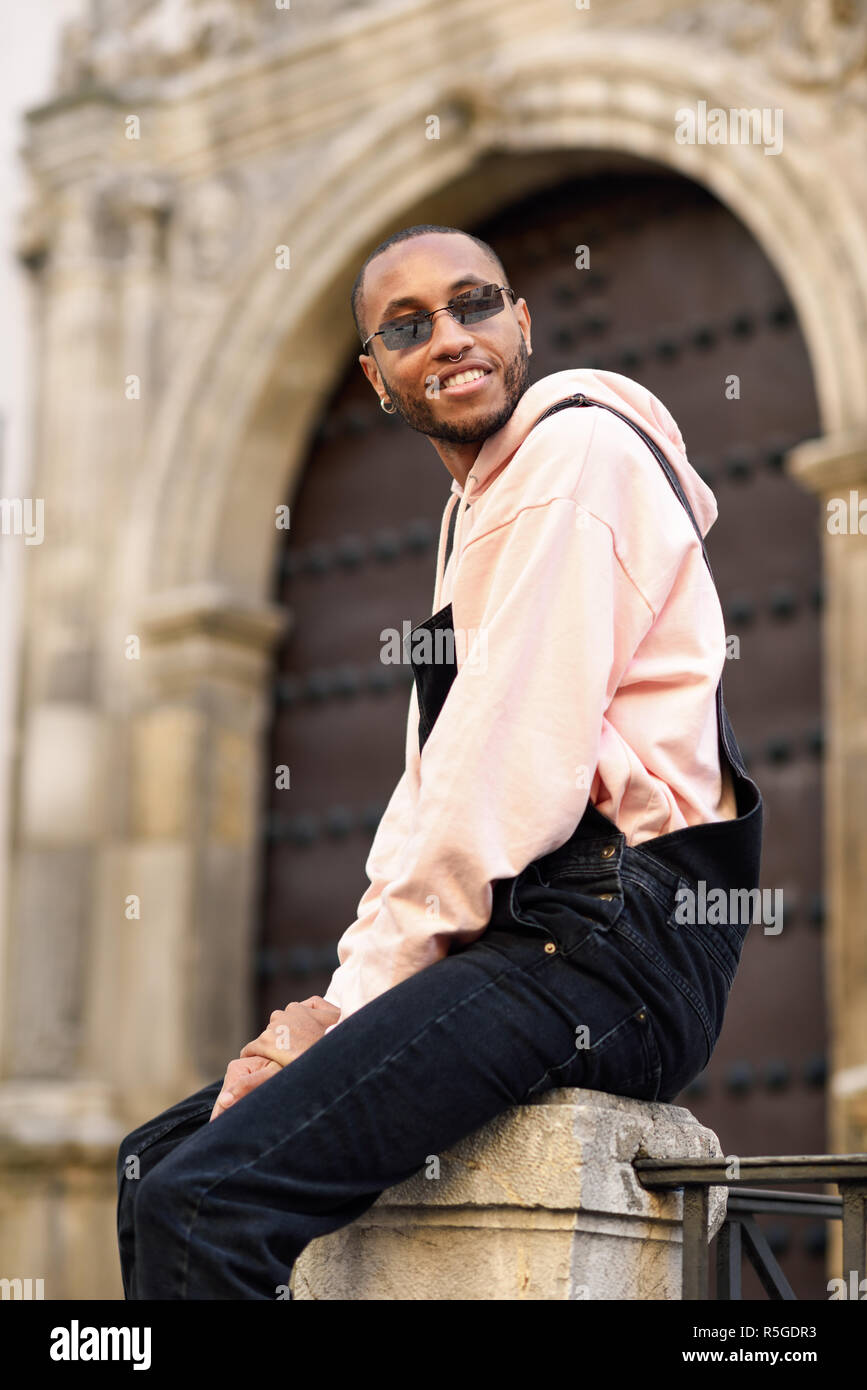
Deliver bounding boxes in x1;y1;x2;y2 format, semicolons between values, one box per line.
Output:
118;225;761;1299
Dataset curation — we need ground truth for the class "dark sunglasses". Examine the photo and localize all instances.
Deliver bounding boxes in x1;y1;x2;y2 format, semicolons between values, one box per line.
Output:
363;283;516;351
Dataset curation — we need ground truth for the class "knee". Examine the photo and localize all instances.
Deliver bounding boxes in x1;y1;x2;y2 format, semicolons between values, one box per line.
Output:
133;1158;188;1233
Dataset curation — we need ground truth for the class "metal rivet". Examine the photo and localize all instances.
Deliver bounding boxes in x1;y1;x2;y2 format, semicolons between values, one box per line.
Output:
691;324;716;350
763;1059;790;1091
726;1061;754;1094
637;1010;646;1021
600;845;616;859
544;942;557;954
598;893;613;901
769;585;797;619
727;596;756;626
766;736;793;764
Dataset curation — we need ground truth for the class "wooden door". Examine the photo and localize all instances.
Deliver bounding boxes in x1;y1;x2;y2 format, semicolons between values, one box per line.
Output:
260;168;825;1297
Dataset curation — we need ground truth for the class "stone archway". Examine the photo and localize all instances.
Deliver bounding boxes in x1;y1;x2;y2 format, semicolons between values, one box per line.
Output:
127;64;866;610
123;43;867;613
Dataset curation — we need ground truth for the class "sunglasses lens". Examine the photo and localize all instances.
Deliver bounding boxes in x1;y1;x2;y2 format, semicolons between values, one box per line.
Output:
381;319;430;350
451;288;504;324
376;287;510;349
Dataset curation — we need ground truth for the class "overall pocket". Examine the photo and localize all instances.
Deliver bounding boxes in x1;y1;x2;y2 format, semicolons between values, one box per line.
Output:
614;860;737;1093
520;1001;663;1106
509;857;626;955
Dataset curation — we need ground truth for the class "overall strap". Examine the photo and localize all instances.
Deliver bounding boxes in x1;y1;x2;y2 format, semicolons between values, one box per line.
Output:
444;494;460;571
531;393;749;781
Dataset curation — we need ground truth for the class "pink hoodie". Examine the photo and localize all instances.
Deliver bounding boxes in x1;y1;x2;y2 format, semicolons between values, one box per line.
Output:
323;368;738;1030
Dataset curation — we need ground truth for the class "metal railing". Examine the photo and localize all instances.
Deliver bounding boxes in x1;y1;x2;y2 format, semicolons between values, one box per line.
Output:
633;1155;867;1299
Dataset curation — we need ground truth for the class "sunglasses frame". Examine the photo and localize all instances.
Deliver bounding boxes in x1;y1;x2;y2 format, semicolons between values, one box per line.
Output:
362;283;516;351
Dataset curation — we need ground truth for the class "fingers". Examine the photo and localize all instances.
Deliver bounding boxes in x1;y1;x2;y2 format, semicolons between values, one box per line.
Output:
241;1004;310;1064
209;1056;282;1122
293;997;340;1021
240;1001;337;1068
239;1036;288;1066
306;997;340;1019
241;1009;295;1066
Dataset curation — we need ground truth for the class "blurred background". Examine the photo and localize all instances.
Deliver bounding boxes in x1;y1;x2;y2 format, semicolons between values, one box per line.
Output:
1;0;866;1300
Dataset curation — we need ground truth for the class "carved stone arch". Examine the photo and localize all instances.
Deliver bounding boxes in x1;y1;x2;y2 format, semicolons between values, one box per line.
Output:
129;48;866;621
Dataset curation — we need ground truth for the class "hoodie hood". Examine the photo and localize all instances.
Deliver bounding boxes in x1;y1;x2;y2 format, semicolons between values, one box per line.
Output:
432;368;717;612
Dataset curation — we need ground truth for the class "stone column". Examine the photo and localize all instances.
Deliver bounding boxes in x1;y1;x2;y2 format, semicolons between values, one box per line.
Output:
82;585;288;1127
292;1088;726;1300
0;586;286;1297
787;433;867;1160
2;187;119;1091
787;432;867;1285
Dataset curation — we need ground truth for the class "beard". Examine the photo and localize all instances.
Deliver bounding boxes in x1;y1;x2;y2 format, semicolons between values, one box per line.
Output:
379;336;532;444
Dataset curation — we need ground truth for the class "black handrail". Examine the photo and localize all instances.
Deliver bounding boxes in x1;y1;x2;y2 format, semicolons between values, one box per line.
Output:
633;1154;867;1299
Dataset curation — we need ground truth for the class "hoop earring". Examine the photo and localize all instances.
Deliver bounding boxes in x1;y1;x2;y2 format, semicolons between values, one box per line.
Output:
380;397;397;414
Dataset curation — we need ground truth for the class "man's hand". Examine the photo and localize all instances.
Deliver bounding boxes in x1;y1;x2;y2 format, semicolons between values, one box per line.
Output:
208;997;340;1123
240;997;340;1067
209;1055;281;1122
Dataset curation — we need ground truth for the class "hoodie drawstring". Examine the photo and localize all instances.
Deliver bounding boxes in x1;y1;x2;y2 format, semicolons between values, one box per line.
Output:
432;475;476;613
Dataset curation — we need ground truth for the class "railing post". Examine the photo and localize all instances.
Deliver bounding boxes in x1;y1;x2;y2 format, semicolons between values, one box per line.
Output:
681;1185;710;1300
716;1217;742;1300
636;1156;867;1299
839;1182;867;1290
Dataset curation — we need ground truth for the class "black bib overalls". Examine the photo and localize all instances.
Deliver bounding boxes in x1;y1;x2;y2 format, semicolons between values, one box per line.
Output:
410;393;763;1104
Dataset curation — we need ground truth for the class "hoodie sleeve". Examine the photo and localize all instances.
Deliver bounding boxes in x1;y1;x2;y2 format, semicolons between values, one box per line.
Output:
321;491;655;1030
321;691;419;1018
321;771;413;1011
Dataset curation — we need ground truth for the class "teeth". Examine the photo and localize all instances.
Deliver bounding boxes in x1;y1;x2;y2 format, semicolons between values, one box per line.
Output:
444;368;487;387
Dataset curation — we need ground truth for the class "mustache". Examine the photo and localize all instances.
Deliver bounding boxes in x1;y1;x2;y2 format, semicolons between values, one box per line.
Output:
381;341;531;445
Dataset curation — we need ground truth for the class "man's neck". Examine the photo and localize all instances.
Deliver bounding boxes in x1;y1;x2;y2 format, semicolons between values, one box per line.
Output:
429;437;481;489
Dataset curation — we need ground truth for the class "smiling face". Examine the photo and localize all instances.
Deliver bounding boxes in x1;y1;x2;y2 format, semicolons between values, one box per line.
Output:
357;233;533;464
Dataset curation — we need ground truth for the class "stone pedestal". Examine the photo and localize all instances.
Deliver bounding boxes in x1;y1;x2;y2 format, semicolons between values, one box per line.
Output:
292;1087;727;1300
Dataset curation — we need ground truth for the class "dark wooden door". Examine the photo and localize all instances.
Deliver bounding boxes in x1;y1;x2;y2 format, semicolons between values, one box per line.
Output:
259;167;826;1297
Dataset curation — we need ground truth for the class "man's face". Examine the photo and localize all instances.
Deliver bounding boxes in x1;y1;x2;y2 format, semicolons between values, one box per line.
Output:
357;233;532;446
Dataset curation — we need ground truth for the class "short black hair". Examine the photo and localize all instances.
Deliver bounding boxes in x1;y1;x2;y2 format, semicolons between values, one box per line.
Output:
351;224;509;347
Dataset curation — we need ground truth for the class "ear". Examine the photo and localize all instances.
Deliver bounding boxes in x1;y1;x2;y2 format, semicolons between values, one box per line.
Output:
358;351;383;394
515;296;532;356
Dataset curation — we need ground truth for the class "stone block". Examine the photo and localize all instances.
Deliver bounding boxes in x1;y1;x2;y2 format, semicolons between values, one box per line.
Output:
293;1088;726;1300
